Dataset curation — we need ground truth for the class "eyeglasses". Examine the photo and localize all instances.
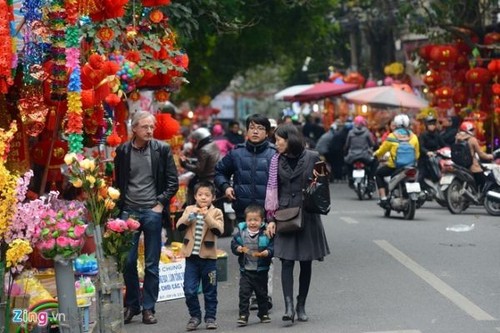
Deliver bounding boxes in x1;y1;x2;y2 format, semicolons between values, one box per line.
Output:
249;125;266;132
139;125;155;130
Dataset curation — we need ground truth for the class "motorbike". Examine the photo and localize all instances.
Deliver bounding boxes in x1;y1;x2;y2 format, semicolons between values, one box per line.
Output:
351;160;374;200
380;166;421;220
418;146;451;208
441;149;500;215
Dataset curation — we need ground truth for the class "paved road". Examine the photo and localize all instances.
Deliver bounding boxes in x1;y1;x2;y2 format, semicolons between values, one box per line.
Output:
127;182;500;333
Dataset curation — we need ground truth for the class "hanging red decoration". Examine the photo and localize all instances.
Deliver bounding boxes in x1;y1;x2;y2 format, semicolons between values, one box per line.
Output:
343;72;366;87
484;32;500;45
419;44;436;61
142;0;171;7
105;93;121;107
153;113;180;140
106;127;122;147
129;90;141;102
423;70;442;87
149;9;164;23
430;45;459;66
435;86;454;99
492;83;500;95
96;27;115;42
90;0;128;22
465;67;492;85
487;59;500;75
154;90;170;102
452;86;468;105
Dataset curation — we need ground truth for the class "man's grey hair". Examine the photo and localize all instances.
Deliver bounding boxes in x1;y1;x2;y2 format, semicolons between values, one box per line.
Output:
131;111;156;127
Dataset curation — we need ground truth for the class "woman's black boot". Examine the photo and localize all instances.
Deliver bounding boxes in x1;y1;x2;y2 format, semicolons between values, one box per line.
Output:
282;296;295;323
296;296;309;322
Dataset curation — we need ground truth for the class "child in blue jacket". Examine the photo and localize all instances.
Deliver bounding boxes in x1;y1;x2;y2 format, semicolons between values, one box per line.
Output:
231;204;274;326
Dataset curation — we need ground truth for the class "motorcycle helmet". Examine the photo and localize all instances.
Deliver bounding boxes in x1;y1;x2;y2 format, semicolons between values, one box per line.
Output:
354;115;367;127
190;127;212;149
424;115;437;125
459;121;475;135
393;114;410;129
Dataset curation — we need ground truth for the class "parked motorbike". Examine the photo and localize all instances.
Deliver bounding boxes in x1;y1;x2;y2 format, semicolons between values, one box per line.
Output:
380;166;421;220
441;149;500;215
418;146;451;208
351;160;374;200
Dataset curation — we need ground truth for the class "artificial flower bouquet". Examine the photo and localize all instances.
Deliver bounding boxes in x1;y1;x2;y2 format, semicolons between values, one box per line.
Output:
63;153;121;225
102;217;141;272
36;201;88;261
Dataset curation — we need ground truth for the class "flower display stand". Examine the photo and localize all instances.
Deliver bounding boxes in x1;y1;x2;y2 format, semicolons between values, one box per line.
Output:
54;259;82;333
93;226;124;333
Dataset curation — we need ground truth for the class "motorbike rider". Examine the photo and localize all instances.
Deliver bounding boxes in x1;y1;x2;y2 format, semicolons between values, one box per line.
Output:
344;115;378;189
373;114;420;208
454;121;494;191
418;115;446;183
180;127;221;204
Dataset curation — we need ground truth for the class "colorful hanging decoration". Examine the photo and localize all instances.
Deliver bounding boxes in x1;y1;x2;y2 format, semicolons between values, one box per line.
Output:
0;0;14;93
64;0;83;153
153;113;180;140
21;0;44;85
48;0;67;101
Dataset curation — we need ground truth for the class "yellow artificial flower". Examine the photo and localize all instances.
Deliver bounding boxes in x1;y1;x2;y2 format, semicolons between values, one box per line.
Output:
71;178;83;188
104;198;116;210
86;175;96;186
64;153;77;165
88;159;96;171
6;239;33;269
107;187;120;200
79;159;91;170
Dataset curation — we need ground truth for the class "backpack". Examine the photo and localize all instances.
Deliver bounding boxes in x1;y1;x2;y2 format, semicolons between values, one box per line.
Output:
394;140;416;168
451;139;473;168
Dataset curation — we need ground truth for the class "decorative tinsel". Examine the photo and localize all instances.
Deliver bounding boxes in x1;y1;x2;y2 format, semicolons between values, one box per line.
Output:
21;0;43;85
0;0;14;93
48;0;67;101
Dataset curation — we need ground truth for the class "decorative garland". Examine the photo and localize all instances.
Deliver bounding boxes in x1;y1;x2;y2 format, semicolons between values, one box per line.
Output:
0;0;14;93
48;0;67;101
65;9;83;153
21;0;43;85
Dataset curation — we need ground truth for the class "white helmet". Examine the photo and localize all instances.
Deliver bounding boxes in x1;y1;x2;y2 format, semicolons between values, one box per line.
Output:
393;114;410;128
190;127;211;142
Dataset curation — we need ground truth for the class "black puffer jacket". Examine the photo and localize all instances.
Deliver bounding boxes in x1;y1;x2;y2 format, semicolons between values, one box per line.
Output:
214;140;276;219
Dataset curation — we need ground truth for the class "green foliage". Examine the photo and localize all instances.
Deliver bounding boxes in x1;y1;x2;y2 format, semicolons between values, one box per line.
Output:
167;0;349;102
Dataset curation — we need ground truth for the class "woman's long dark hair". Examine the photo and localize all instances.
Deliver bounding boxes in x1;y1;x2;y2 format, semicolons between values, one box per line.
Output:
274;123;305;157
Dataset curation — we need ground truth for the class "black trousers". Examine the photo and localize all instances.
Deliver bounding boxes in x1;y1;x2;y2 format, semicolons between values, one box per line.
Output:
375;165;396;189
239;270;269;317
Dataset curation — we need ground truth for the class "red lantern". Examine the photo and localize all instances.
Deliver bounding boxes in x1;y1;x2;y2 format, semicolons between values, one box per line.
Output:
452;86;467;105
487;59;500;75
149;9;164;23
430;45;458;65
465;67;492;85
484;32;500;45
435;86;454;99
419;44;436;61
153;113;181;140
423;70;442;87
492;83;500;95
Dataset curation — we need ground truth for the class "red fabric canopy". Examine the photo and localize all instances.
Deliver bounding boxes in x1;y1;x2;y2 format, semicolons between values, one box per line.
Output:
285;82;359;102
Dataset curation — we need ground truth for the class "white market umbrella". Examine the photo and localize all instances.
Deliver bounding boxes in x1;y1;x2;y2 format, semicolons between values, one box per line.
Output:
342;85;429;109
274;84;313;100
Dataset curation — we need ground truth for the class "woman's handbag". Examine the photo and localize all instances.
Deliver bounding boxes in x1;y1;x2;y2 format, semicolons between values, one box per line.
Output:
303;175;331;215
274;207;303;233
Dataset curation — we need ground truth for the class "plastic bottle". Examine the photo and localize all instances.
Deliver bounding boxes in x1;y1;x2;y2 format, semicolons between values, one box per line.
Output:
445;223;475;232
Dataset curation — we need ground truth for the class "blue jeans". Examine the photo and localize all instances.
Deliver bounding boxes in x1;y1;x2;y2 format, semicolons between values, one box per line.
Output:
122;208;163;312
184;256;218;321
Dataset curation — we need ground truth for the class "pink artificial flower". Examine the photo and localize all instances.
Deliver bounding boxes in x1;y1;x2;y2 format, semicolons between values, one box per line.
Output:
69;238;82;249
56;236;71;248
57;220;72;232
39;238;56;251
106;219;126;233
73;224;87;238
126;218;141;231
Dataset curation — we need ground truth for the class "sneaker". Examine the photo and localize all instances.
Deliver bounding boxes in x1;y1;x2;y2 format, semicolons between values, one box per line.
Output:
259;314;271;323
378;199;389;209
237;315;248;326
186;317;201;331
249;297;258;311
206;318;218;330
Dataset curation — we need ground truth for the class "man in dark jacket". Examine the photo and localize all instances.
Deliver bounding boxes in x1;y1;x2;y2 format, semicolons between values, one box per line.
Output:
215;113;276;309
114;111;179;325
418;116;446;183
440;116;459;147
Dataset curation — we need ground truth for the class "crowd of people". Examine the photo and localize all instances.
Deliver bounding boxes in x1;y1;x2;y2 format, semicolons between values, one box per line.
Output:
115;110;495;330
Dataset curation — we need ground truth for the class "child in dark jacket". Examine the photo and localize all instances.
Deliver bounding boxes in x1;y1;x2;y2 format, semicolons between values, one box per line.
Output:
231;204;274;326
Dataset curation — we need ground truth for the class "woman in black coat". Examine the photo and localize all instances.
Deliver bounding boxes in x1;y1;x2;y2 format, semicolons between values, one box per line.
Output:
266;124;330;323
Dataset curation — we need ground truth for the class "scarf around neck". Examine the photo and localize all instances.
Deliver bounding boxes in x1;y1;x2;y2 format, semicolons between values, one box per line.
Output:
265;153;280;220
